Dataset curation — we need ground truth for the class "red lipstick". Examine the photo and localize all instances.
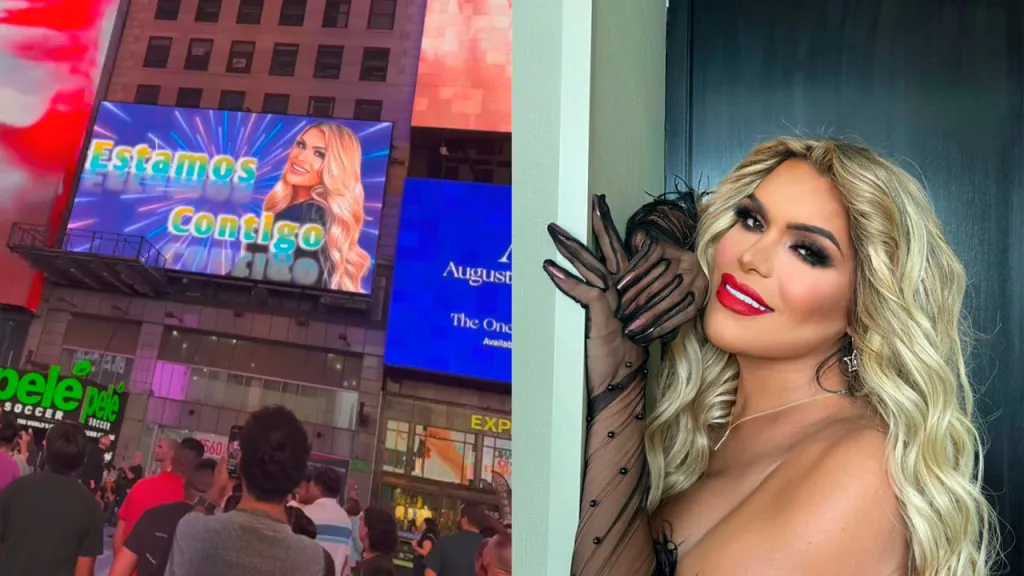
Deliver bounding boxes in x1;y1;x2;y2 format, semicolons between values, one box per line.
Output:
715;273;773;316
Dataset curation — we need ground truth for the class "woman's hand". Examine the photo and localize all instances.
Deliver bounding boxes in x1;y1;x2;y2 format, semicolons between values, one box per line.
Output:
615;234;708;346
543;194;658;576
543;195;644;396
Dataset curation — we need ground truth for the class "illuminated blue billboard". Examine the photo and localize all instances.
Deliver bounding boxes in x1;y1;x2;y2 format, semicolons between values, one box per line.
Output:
385;179;511;383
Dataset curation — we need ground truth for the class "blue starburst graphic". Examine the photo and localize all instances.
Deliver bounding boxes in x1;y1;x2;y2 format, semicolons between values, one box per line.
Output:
65;102;394;294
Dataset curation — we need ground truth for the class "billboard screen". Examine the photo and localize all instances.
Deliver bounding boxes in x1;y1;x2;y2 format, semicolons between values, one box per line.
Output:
385;179;510;383
412;0;511;133
0;0;122;310
66;103;393;295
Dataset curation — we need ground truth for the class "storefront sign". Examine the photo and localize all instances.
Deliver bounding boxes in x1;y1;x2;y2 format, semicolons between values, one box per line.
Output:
0;361;127;439
193;432;229;459
470;414;511;435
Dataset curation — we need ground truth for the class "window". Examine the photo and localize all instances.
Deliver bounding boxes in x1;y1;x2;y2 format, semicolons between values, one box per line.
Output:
269;43;299;76
176;88;203;107
313;45;343;79
59;348;135;388
157;329;363;389
382;420;410;473
353;99;383;121
278;0;306;26
219;90;246;111
194;0;221;22
236;0;263;24
442;164;462;181
412;426;476;485
143;37;173;68
262;93;290;114
226;41;255;73
473;166;495;183
482;436;512;483
151;360;359;428
184;38;214;70
133;84;161;105
155;0;181;20
322;0;350;28
367;0;396;30
359;47;389;82
307;96;335;117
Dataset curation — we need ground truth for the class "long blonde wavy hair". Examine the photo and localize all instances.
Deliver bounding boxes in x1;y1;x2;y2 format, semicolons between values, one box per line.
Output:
263;122;371;293
644;137;997;575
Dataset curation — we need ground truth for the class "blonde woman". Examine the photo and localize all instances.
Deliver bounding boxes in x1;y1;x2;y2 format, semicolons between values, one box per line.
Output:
543;138;997;576
262;122;372;293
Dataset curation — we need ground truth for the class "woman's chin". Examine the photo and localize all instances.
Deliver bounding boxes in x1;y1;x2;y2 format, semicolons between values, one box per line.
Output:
703;304;762;356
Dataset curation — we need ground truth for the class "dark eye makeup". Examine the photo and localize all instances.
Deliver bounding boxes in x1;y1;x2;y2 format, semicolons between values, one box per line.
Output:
733;203;834;268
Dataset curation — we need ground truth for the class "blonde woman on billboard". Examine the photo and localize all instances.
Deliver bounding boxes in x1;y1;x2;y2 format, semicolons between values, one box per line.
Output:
263;122;371;293
543;137;997;576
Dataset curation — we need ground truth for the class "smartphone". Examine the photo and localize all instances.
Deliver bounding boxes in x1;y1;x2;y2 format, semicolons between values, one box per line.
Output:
227;425;243;478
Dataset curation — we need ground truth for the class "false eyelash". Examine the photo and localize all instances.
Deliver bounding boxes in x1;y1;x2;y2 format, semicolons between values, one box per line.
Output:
733;205;832;268
734;205;763;232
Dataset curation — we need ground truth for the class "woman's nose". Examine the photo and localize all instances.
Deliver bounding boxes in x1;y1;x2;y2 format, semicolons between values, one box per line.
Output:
737;237;775;278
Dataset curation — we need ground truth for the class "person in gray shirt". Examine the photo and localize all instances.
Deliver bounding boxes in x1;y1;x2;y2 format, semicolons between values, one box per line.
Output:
165;406;328;576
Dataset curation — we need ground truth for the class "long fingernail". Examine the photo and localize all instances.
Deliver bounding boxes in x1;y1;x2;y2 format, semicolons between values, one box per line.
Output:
621;299;637;317
625;318;643;334
542;260;566;279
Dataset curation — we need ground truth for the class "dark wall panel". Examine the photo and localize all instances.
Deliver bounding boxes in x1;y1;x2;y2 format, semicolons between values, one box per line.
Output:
667;0;1023;569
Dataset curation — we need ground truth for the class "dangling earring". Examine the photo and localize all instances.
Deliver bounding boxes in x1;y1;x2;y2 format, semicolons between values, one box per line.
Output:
842;349;860;373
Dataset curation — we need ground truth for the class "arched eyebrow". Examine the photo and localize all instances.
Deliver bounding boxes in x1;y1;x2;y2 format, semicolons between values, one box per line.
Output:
748;195;842;253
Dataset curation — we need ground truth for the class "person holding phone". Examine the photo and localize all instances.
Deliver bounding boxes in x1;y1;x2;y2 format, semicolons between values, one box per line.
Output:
164;406;330;576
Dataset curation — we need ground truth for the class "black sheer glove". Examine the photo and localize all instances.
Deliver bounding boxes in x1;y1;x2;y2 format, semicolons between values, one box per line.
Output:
542;195;654;576
616;194;708;345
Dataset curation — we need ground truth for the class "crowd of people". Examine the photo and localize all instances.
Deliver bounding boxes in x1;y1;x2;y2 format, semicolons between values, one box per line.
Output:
0;406;511;576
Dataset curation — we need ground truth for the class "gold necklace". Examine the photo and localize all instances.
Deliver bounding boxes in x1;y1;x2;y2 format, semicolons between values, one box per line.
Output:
713;391;848;451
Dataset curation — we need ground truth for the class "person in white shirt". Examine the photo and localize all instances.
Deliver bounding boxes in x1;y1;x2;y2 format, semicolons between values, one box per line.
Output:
296;467;352;576
343;497;364;573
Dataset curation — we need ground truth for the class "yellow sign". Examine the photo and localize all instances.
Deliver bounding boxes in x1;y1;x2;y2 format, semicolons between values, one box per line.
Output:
470;414;511;434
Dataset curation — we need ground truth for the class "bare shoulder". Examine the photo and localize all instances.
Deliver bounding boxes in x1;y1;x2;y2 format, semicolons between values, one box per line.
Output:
752;418;908;572
786;418;901;519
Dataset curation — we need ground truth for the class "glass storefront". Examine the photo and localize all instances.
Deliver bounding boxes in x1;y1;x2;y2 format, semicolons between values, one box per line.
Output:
482;436;511;482
411;425;476;485
377;395;512;556
149;327;362;429
150;362;360;429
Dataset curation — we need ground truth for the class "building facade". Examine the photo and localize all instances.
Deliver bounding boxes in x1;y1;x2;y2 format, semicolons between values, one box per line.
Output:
1;0;515;511
375;374;511;535
19;286;386;496
106;0;425;148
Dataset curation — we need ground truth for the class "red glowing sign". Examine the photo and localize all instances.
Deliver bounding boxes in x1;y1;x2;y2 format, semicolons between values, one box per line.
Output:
0;0;120;310
412;0;511;133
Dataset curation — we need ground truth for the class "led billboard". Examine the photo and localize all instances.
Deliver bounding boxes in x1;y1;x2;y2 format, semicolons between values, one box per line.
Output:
412;0;511;133
66;103;393;295
0;0;122;310
385;179;511;383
